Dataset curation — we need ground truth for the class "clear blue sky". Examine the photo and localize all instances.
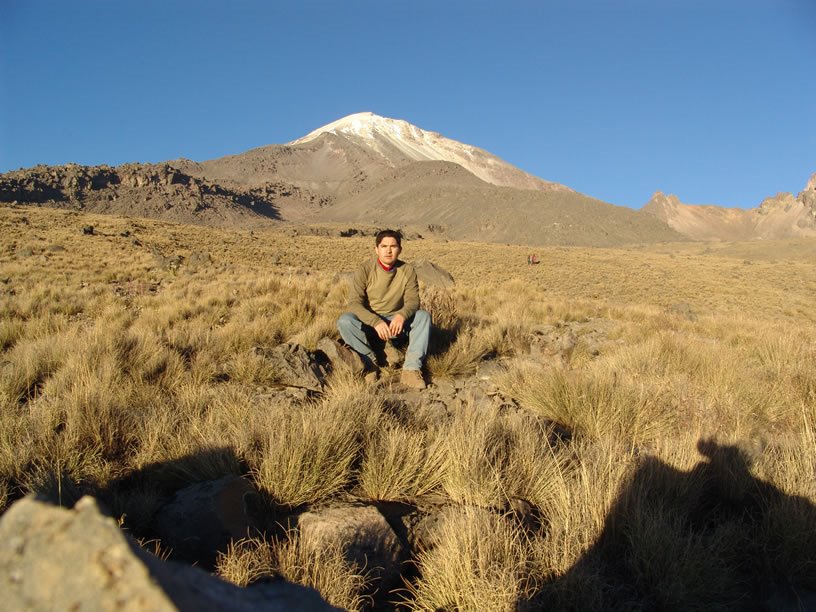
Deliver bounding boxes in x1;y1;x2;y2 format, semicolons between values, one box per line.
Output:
2;0;814;208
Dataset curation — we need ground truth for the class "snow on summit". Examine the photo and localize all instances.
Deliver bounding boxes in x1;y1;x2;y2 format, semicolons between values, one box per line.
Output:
290;112;567;192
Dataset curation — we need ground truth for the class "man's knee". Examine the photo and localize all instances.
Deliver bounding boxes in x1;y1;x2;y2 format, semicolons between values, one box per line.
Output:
337;312;360;332
412;309;431;326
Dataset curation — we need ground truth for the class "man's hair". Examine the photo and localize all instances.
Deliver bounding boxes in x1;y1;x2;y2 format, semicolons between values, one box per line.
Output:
375;229;402;247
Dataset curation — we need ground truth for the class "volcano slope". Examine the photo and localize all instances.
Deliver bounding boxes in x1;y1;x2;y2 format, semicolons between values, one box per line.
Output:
319;160;683;247
1;205;815;610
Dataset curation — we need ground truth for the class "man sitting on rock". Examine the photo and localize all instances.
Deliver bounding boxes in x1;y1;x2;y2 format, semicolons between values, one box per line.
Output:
337;229;431;389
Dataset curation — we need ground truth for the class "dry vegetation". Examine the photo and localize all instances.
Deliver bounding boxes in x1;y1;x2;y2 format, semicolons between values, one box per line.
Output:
2;205;815;609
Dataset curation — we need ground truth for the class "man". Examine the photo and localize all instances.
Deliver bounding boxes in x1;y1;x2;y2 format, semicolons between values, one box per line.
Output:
337;229;431;389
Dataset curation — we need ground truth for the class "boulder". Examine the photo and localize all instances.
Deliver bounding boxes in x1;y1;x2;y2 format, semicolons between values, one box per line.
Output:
155;475;263;568
0;495;337;611
255;343;329;392
316;337;365;375
297;504;406;591
412;259;455;288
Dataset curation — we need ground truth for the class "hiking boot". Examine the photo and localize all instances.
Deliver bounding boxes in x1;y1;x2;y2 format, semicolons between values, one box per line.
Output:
364;367;380;384
400;369;426;390
383;341;404;368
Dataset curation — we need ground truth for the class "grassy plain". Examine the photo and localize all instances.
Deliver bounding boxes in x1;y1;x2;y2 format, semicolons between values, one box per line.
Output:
1;205;815;609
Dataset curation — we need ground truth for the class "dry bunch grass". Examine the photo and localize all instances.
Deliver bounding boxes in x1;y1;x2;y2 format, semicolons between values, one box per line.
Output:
2;206;815;608
216;534;370;611
405;507;541;611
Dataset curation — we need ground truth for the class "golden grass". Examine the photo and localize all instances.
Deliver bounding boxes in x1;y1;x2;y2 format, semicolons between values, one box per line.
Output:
405;507;540;611
359;424;445;501
2;205;816;607
216;534;371;610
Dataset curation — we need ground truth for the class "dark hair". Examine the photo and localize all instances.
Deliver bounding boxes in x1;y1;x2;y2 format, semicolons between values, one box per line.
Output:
375;229;402;247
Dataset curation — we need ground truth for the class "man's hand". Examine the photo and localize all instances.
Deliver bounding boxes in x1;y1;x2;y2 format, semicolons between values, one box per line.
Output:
388;314;406;337
374;321;392;341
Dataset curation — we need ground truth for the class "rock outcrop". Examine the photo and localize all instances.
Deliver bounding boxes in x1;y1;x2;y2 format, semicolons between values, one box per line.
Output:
0;495;337;611
0;163;304;227
413;259;455;288
642;173;816;241
253;343;330;393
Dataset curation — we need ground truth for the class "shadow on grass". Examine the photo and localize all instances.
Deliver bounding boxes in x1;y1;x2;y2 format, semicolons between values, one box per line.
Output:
533;439;816;610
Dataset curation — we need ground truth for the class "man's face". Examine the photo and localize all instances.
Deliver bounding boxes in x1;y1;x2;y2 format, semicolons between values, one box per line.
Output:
375;237;401;267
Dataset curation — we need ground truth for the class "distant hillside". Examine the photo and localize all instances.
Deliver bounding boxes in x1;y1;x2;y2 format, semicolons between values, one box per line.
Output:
4;112;810;246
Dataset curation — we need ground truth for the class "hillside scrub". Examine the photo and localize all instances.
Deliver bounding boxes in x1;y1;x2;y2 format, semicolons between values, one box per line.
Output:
1;205;815;608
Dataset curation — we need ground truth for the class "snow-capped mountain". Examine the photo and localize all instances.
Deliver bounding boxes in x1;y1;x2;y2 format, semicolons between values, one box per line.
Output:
290;112;570;192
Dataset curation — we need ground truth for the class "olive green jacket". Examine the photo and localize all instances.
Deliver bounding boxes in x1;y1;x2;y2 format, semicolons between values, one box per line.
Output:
346;258;419;328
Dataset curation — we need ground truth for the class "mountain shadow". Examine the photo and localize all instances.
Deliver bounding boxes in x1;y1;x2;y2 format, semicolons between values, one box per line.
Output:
534;439;816;610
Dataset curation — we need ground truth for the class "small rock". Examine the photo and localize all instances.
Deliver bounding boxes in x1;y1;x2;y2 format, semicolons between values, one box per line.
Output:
316;337;364;375
297;504;406;592
476;360;505;381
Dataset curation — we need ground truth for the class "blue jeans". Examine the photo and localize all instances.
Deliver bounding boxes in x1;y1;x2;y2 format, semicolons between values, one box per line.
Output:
337;310;431;371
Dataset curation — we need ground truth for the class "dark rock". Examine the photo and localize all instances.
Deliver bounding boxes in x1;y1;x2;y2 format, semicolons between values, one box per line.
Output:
155;476;263;568
316;337;365;375
82;225;94;235
255;343;329;392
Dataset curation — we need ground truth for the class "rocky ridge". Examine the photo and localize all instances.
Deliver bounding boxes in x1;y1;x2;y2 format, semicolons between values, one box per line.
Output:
642;173;816;241
0;162;329;227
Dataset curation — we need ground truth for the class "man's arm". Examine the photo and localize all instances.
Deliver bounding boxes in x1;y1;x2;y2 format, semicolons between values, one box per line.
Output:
394;264;419;321
346;262;386;329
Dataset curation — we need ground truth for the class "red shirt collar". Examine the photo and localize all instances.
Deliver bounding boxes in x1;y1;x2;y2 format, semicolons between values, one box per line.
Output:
377;259;396;272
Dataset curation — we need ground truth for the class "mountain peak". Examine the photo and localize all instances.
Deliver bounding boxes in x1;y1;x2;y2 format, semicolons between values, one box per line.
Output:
291;112;434;145
290;112;569;192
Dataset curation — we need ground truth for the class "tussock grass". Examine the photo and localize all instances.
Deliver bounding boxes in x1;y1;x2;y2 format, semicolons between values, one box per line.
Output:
251;404;360;508
216;534;370;611
427;322;508;378
251;377;382;507
2;206;816;607
216;537;275;588
499;364;674;444
406;507;540;611
440;405;509;507
359;424;445;501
